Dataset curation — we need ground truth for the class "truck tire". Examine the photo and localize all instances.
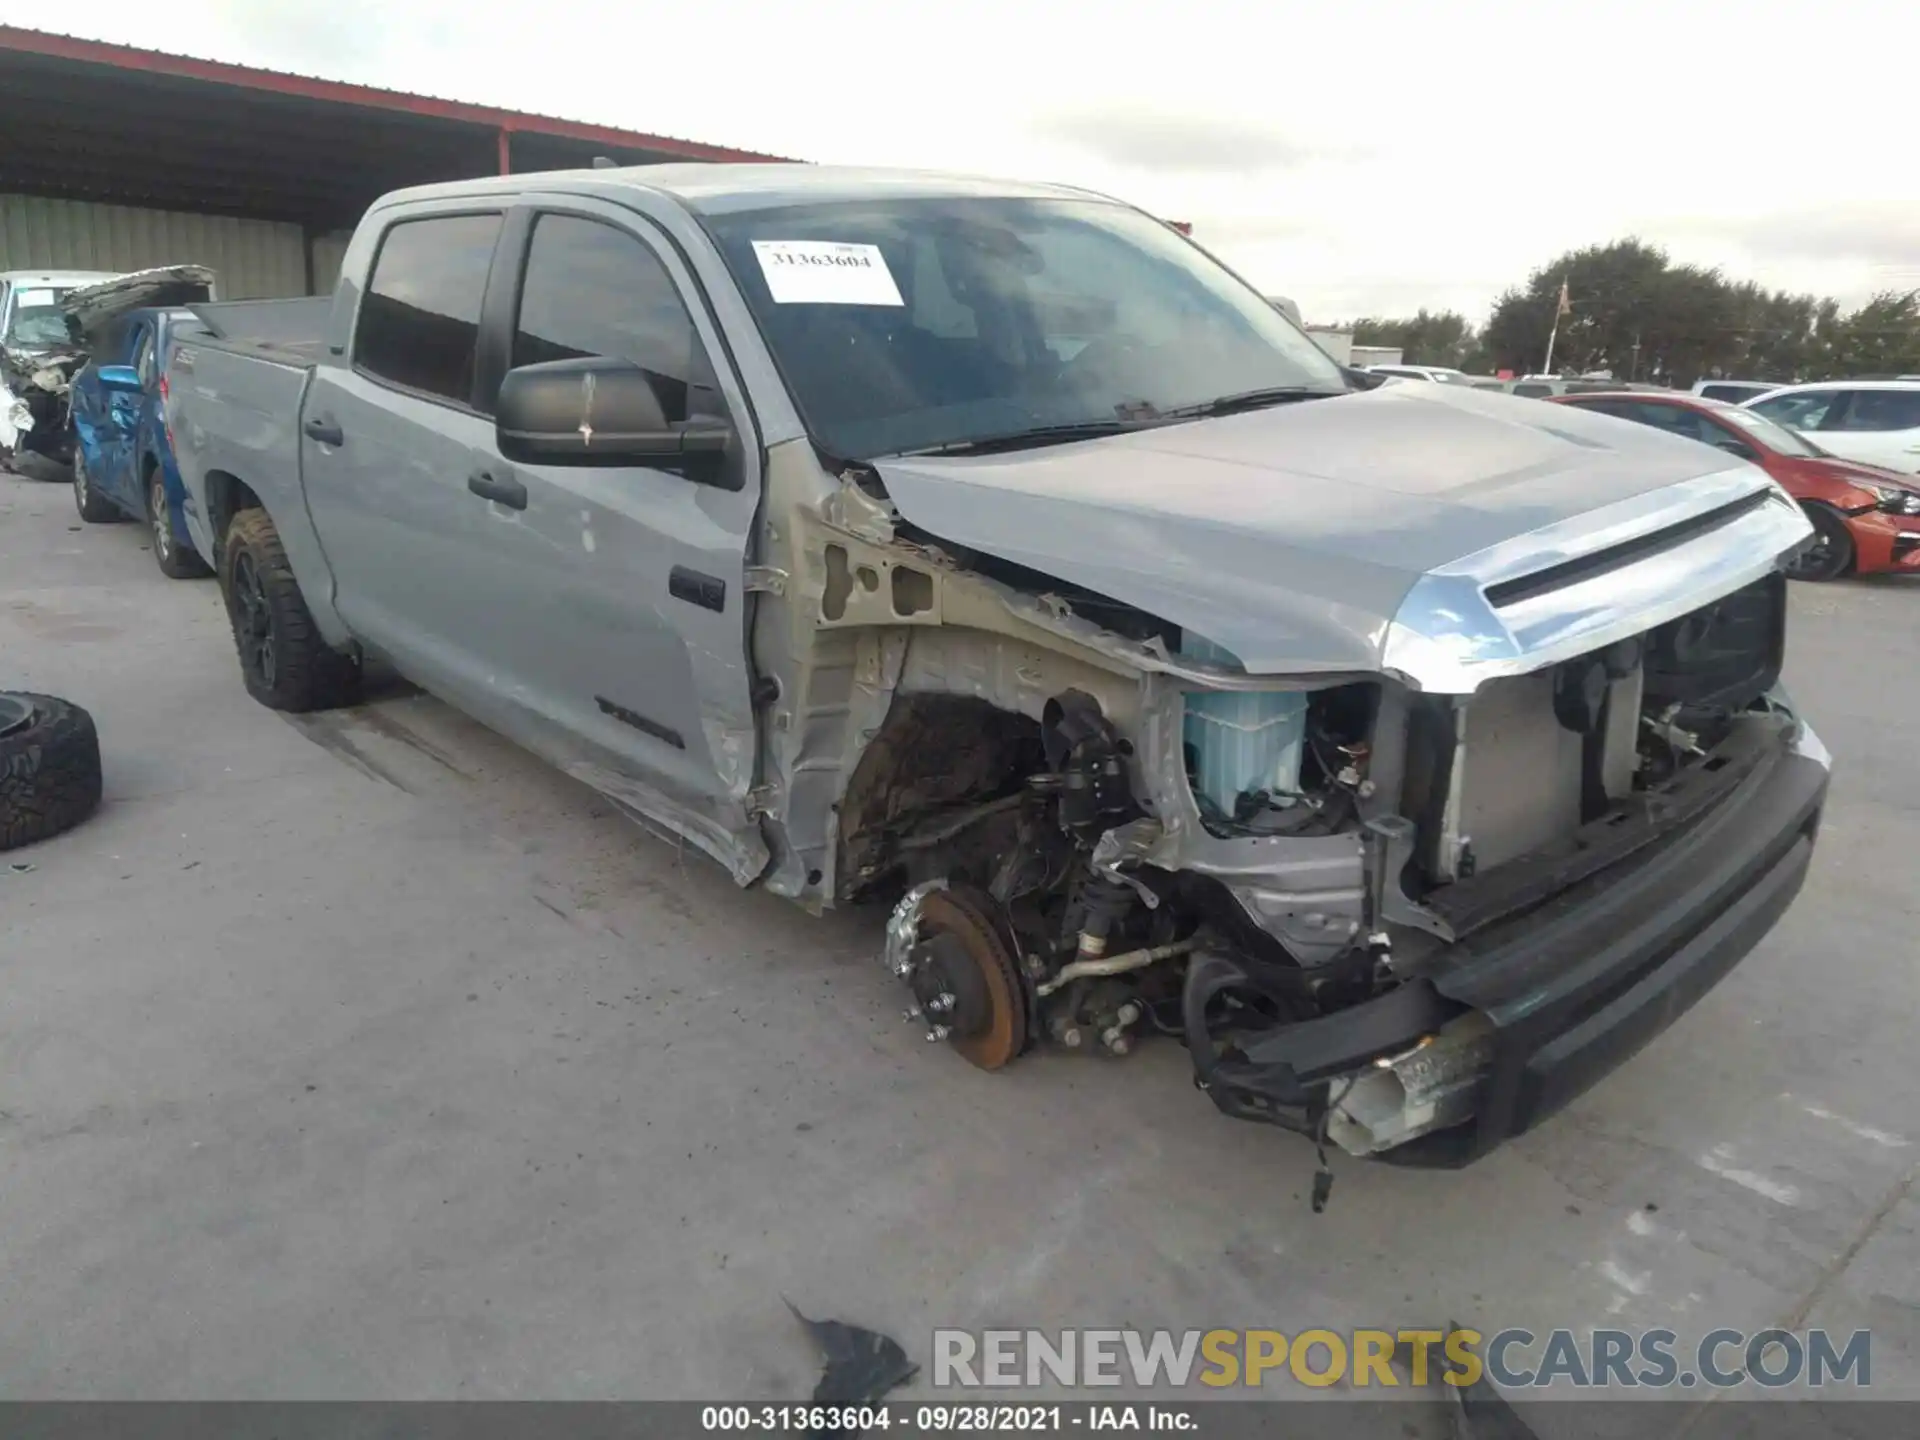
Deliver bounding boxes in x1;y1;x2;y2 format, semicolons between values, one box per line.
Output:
73;447;121;524
220;507;360;712
0;692;105;851
146;466;212;579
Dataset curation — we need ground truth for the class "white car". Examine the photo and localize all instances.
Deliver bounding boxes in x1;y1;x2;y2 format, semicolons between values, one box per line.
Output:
0;270;122;354
1743;381;1920;475
1367;364;1471;383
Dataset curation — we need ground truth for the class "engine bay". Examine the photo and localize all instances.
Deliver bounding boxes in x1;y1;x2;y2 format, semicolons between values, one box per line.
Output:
863;570;1796;1162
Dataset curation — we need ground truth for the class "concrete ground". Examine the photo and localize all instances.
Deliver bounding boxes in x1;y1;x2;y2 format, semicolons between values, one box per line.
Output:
2;461;1916;1412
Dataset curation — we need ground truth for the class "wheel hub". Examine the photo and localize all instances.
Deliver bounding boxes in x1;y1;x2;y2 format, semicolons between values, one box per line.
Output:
0;693;33;738
230;553;277;686
151;479;171;556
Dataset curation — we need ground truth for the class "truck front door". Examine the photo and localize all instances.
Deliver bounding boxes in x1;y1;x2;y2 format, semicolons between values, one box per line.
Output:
460;201;770;883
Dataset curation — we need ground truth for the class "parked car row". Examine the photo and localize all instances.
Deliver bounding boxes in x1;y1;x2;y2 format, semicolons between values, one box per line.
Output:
1546;390;1920;581
1362;366;1920;474
2;267;219;579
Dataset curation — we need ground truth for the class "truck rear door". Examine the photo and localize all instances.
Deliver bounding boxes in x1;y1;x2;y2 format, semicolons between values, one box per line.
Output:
298;206;510;671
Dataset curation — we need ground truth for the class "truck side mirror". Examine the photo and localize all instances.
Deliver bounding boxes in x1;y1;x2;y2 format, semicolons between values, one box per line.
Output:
95;364;144;394
494;357;733;479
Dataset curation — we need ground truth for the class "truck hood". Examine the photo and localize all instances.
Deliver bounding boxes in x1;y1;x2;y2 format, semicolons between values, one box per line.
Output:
871;382;1809;690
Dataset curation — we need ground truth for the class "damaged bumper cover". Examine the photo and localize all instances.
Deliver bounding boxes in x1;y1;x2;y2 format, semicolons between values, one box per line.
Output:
1187;715;1829;1164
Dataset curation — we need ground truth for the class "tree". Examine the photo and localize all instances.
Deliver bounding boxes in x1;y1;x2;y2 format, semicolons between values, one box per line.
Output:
1348;309;1479;368
1828;291;1920;377
1481;239;1919;384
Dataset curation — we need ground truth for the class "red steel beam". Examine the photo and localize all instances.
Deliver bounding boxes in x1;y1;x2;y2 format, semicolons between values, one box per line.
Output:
0;24;794;164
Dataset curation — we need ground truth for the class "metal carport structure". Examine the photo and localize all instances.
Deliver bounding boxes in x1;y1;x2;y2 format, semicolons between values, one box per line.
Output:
0;25;793;296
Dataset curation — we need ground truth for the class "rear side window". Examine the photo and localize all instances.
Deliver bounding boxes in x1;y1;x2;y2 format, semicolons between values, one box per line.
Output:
510;213;719;423
1834;390;1920;432
354;213;504;406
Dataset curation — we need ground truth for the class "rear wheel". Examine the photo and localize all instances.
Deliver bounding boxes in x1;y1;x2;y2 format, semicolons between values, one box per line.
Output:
147;467;211;579
220;507;360;711
1785;503;1854;582
72;448;119;523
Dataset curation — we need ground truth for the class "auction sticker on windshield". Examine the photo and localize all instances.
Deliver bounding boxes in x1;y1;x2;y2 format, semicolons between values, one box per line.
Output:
752;241;904;306
16;290;57;307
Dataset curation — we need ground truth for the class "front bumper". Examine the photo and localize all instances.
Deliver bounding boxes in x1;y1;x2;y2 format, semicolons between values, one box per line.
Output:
1188;720;1830;1165
1847;509;1920;573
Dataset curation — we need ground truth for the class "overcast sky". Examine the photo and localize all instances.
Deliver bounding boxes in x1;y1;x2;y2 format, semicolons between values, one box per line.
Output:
9;1;1914;323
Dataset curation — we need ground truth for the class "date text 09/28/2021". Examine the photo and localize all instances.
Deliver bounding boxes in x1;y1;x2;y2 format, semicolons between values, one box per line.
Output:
702;1406;1194;1432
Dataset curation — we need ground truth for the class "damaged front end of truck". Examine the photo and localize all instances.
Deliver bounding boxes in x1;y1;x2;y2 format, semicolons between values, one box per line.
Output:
740;390;1829;1170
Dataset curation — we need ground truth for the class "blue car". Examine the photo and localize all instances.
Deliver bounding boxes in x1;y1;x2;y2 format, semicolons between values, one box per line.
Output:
69;307;212;579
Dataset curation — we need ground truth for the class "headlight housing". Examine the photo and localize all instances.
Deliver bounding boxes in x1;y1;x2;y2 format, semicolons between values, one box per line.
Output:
1868;485;1920;515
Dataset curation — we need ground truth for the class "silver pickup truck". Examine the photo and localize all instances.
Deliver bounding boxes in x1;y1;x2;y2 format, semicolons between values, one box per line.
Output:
165;164;1829;1171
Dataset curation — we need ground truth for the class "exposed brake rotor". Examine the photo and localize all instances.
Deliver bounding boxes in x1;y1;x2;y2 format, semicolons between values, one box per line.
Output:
902;886;1028;1070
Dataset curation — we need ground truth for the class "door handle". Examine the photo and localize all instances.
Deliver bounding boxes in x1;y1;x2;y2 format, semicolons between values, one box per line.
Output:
468;469;527;510
303;416;344;446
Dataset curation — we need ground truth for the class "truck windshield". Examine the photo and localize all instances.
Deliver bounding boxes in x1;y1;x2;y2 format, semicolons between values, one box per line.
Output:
703;196;1346;460
4;289;74;349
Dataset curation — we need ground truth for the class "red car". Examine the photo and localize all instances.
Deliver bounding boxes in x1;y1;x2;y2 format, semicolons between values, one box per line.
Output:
1549;390;1920;581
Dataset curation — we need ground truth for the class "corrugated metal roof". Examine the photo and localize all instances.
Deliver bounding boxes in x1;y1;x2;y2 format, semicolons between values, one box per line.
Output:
0;24;796;164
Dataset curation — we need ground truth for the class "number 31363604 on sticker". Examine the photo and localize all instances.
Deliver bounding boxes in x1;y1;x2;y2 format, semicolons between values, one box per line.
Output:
751;240;904;306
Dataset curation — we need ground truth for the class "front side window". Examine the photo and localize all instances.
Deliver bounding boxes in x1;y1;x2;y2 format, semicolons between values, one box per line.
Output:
133;329;156;386
353;213;504;406
703;196;1345;459
511;214;719;423
1832;390;1920;432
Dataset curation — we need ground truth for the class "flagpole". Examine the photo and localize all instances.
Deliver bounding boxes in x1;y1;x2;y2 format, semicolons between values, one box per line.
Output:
1544;276;1569;374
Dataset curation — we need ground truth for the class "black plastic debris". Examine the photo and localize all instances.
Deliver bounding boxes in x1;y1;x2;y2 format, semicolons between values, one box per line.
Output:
786;1298;917;1433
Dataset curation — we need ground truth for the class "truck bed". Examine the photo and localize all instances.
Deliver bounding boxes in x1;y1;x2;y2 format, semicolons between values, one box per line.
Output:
166;306;323;581
184;297;330;354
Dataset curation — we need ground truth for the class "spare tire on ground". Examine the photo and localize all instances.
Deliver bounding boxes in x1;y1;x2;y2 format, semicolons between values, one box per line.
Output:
0;692;104;851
